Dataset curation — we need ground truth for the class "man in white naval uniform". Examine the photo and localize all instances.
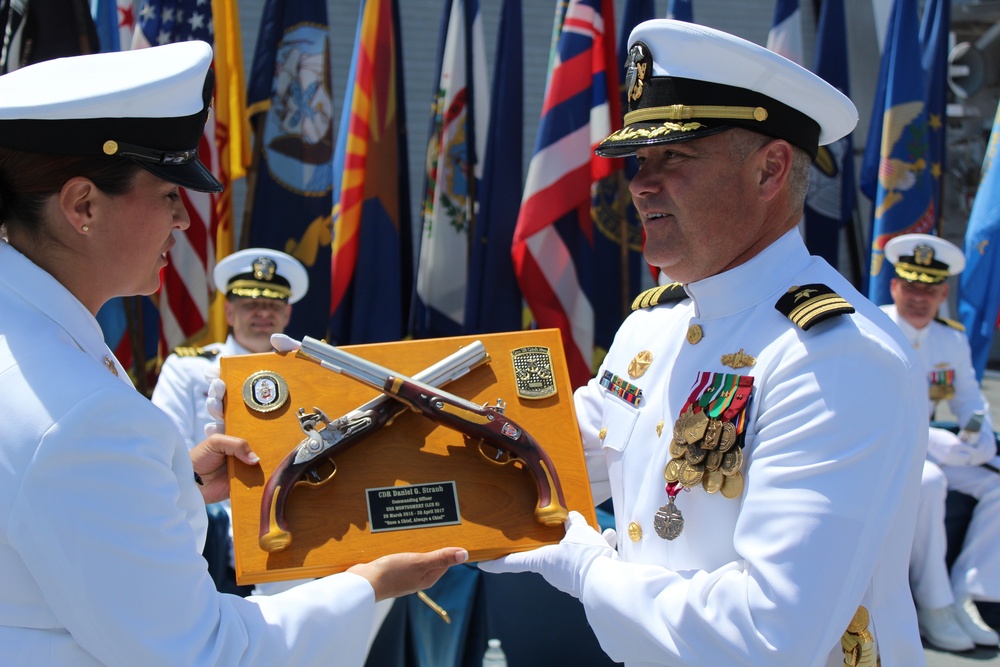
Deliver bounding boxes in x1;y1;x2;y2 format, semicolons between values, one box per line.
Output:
881;233;1000;649
480;20;927;666
152;247;306;452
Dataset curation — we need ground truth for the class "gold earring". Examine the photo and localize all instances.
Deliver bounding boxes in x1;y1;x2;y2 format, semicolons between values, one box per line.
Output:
82;225;90;232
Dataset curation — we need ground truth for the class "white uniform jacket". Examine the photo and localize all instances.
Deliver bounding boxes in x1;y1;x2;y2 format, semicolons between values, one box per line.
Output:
152;335;247;449
0;242;375;666
574;230;926;667
882;304;996;458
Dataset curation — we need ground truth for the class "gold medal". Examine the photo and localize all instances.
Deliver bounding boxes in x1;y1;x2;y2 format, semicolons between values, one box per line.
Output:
679;460;704;487
674;406;709;444
705;449;723;470
669;438;687;458
720;447;743;475
702;419;722;450
720;471;744;498
685;443;707;465
702;468;724;494
628;350;653;378
718;421;737;452
664;458;683;483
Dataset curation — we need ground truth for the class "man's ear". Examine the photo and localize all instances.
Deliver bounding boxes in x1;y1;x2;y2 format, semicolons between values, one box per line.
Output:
757;140;793;202
59;177;97;235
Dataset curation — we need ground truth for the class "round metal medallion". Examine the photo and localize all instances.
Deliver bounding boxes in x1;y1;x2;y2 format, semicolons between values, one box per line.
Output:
242;370;290;413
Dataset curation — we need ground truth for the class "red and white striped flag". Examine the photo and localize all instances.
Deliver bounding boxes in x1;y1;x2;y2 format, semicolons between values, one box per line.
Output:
511;0;622;388
133;0;247;355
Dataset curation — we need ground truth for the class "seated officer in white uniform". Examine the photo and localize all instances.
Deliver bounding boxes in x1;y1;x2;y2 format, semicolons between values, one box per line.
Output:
881;233;1000;650
481;20;927;666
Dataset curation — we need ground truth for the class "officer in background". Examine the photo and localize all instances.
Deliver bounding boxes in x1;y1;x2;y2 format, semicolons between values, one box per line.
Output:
882;233;1000;649
480;19;926;666
152;247;307;450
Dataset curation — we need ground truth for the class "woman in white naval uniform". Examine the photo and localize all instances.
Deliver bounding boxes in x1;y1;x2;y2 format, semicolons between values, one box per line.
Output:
0;43;466;667
881;233;1000;649
481;20;927;666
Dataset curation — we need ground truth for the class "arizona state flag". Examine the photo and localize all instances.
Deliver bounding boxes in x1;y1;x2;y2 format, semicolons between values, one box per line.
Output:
329;0;412;344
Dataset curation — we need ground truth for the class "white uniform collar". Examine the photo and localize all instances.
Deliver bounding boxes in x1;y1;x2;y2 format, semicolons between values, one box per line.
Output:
0;240;132;386
684;228;812;319
881;304;930;349
222;334;253;356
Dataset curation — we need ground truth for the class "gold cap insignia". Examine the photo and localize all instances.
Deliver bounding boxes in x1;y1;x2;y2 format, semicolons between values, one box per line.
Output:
625;42;651;105
628;350;653;378
252;257;278;282
913;243;935;266
511;346;557;400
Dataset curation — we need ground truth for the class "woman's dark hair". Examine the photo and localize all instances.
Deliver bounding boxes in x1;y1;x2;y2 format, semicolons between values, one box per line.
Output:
0;148;141;239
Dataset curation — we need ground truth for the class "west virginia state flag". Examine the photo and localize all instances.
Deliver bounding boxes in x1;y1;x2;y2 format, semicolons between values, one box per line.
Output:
412;0;489;338
244;0;333;340
329;0;412;344
866;0;935;306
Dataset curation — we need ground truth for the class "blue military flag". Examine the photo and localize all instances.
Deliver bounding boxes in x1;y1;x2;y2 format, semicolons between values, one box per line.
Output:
958;101;1000;381
666;0;693;22
411;0;489;338
463;0;523;334
919;0;950;224
243;0;333;340
864;0;936;305
803;0;855;267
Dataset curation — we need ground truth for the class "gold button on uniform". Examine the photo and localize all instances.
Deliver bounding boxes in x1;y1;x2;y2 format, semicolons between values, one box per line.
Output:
628;521;642;542
687;324;703;344
599;427;608;441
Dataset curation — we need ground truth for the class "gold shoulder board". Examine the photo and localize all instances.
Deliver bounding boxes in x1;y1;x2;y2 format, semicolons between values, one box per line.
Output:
775;284;855;331
934;317;966;332
173;346;220;359
631;282;687;311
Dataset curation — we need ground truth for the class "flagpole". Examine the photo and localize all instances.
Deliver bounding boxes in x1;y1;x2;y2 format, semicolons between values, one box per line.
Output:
239;114;266;251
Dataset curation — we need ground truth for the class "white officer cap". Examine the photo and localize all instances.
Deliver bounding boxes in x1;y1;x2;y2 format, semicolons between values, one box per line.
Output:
214;248;309;304
596;19;858;160
0;41;222;193
884;233;965;284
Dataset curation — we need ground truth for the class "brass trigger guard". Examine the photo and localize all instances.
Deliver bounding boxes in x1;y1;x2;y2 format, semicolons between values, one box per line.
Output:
478;441;516;466
299;459;337;486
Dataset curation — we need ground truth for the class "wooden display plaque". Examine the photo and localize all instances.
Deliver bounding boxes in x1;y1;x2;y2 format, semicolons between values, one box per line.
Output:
222;329;596;585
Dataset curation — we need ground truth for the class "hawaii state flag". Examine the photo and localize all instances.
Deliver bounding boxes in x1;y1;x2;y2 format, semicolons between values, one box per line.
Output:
243;0;333;340
512;0;629;388
329;0;412;344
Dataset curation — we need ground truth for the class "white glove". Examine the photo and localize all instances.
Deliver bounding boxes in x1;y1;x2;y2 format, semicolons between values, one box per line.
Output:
204;364;226;436
477;510;618;598
926;426;976;467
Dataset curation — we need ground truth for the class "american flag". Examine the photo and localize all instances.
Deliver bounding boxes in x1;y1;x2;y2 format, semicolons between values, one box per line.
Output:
133;0;246;355
511;0;623;388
